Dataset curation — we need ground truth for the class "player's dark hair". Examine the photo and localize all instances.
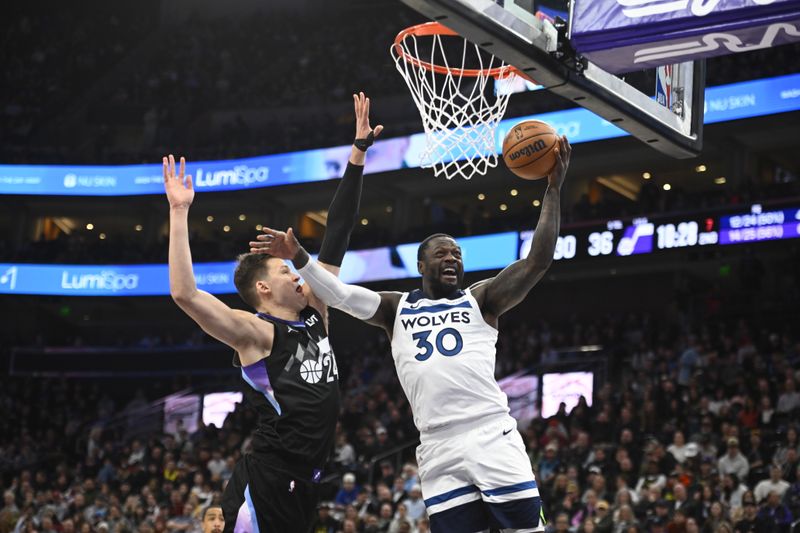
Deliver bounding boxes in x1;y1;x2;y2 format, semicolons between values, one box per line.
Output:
417;233;454;262
233;253;273;309
201;505;223;521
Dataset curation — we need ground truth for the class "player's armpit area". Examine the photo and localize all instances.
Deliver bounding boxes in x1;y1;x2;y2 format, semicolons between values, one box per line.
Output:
362;292;403;335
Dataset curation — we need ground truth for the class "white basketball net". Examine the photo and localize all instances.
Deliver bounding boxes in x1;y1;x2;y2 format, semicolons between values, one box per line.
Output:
392;29;517;180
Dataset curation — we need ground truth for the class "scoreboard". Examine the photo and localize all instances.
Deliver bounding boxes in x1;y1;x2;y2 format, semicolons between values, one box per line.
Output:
520;203;799;262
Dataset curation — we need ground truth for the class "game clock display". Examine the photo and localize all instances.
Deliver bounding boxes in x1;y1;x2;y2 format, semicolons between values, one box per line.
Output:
519;203;795;263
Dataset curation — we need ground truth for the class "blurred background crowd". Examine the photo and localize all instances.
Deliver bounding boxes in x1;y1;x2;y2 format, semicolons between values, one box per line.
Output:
2;290;799;532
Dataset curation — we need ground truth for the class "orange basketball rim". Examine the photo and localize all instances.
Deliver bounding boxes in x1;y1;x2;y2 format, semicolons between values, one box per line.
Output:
393;22;534;81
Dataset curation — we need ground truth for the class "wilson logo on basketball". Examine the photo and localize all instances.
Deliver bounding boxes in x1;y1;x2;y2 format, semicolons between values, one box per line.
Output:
508;140;547;162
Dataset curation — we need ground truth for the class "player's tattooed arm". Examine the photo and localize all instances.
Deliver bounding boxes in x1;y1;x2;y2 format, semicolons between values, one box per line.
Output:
471;137;571;325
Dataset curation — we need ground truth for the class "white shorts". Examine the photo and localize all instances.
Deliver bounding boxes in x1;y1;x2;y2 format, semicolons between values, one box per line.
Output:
416;415;546;533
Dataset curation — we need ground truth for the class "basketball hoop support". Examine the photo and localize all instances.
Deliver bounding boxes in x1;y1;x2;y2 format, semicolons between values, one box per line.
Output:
397;0;704;158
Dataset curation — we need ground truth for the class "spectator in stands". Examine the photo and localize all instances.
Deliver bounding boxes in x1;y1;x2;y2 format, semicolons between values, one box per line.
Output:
376;503;394;531
773;427;799;468
753;464;790;503
718;438;749;481
720;473;748;512
784;463;800;518
387;502;414;533
400;485;425;523
573;489;600;527
549;512;570;533
342;517;358;533
672;483;697;521
667;508;688;533
746;430;767;483
377;461;396;489
668;431;690;465
577;517;596;533
400;464;420;493
737;397;759;431
335;473;360;507
702;501;727;533
634;486;660;524
635;461;667;495
335;433;357;471
755;491;793;532
206;451;225;480
734;499;758;533
593;500;613;533
0;491;19;533
612;503;638;532
758;396;776;431
539;442;561;486
776;378;800;415
678;336;701;387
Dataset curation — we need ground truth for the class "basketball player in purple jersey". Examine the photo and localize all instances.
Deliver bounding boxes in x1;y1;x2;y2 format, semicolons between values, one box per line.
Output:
165;93;382;533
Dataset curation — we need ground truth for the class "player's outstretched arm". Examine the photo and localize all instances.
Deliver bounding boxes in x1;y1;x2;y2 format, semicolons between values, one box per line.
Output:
471;136;571;323
165;155;272;357
249;92;383;324
254;227;401;333
318;92;384;274
257;92;383;277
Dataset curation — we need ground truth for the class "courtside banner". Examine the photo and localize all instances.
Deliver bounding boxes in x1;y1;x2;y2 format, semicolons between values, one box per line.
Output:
0;142;413;196
0;262;235;296
0;233;518;296
1;74;799;196
571;0;800;72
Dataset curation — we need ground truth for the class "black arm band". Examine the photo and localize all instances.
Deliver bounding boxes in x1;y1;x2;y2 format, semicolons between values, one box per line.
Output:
353;131;375;152
318;162;364;266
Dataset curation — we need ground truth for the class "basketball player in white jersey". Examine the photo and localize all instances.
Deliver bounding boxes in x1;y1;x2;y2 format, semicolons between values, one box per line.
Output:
252;137;571;532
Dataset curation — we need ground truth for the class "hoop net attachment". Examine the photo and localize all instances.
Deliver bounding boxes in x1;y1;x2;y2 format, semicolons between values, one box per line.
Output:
391;22;519;180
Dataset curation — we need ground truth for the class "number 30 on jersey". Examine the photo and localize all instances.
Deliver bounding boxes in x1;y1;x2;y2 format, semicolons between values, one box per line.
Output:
412;328;464;361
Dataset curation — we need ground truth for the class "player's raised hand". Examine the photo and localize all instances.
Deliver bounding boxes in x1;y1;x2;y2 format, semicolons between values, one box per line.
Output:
547;136;571;190
163;155;194;209
249;227;301;260
354;91;384;142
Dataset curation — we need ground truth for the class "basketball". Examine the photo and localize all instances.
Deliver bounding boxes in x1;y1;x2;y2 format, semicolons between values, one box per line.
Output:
502;120;559;180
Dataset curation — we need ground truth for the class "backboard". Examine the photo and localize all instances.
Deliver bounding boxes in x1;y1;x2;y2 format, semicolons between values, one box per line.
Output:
397;0;705;158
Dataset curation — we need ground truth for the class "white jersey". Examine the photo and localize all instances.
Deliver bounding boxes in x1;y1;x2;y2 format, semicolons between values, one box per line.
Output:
390;288;510;434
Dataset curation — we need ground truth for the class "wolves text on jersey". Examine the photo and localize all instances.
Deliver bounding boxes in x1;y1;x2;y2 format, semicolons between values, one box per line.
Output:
399;311;471;331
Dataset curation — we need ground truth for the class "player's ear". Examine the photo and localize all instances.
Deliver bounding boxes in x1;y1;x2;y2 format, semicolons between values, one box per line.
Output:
256;280;271;296
417;260;424;276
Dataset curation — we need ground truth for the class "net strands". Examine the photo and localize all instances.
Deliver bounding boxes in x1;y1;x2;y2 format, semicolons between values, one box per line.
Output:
392;26;517;180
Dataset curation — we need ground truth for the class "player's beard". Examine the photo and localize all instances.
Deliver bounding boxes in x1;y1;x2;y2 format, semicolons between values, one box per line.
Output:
431;267;463;295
